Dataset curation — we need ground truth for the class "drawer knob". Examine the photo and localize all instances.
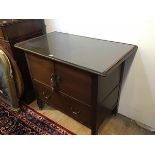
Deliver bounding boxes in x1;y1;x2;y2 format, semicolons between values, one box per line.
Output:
72;111;80;115
42;91;52;101
70;107;80;115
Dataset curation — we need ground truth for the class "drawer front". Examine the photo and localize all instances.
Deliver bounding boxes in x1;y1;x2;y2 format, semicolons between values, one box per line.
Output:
55;62;92;105
33;80;91;127
27;54;54;86
33;80;53;102
51;92;92;127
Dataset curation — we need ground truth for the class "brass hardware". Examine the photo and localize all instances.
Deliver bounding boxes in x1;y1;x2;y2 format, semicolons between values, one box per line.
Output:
50;73;61;91
72;111;80;115
50;73;56;91
42;91;52;101
70;106;80;115
42;91;48;99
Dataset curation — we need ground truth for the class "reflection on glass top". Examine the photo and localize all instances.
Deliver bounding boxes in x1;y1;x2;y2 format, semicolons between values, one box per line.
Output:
15;31;137;75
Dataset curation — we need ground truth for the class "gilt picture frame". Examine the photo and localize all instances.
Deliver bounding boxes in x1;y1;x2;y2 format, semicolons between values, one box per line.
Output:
0;49;19;110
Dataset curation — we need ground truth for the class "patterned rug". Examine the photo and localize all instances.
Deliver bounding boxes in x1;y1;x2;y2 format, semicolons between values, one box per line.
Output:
0;100;74;135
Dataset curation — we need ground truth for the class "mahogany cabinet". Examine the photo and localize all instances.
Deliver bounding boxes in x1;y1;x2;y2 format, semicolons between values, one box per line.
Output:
0;19;45;103
15;32;138;134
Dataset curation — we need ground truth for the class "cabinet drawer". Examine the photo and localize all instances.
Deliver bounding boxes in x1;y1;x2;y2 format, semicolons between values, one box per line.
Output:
33;80;53;102
51;92;92;127
55;62;92;105
27;54;54;86
34;79;92;127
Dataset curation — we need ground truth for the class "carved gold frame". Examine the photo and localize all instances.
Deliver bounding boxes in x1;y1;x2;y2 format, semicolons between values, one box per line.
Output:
0;49;19;111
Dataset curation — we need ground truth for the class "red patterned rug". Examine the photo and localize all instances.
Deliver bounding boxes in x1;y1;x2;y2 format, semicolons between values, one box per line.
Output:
0;101;74;135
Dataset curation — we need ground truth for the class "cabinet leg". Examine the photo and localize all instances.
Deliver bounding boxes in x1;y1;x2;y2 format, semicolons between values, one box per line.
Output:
112;104;118;116
91;128;98;135
37;99;45;110
91;125;98;135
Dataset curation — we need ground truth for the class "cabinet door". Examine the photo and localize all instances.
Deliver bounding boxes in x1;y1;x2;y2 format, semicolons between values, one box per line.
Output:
55;62;92;105
26;53;93;106
26;54;54;86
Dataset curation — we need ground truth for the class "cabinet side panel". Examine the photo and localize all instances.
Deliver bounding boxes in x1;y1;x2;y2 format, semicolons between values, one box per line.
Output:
98;65;121;103
97;65;122;128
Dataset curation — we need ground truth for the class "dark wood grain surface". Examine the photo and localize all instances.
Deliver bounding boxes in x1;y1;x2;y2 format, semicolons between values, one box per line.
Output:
15;31;138;76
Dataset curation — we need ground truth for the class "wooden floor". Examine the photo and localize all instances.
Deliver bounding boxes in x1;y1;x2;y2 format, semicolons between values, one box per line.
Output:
29;101;154;135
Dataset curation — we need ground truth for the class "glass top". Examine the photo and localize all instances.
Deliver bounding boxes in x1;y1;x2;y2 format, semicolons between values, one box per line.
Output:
15;31;137;75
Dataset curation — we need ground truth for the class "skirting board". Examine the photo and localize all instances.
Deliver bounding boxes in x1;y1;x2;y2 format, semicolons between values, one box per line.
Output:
136;121;155;132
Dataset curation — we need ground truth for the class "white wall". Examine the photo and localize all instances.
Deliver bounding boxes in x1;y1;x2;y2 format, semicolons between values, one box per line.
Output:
44;19;155;129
